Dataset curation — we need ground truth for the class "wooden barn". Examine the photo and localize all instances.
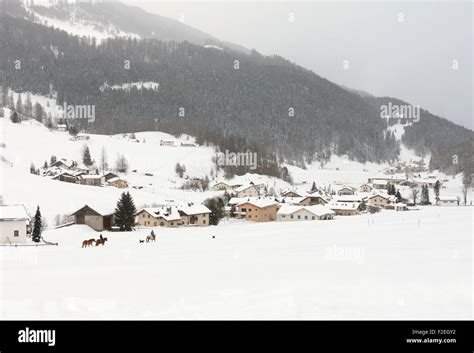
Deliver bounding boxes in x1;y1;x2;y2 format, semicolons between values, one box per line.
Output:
71;205;115;231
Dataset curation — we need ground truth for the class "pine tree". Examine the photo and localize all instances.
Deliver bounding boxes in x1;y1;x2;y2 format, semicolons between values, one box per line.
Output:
10;109;19;123
34;102;44;122
30;162;36;174
15;94;24;116
43;161;48;169
395;190;402;203
114;192;136;231
50;155;57;165
434;180;441;200
311;181;317;193
204;196;225;225
25;93;33;117
82;145;93;166
31;206;42;243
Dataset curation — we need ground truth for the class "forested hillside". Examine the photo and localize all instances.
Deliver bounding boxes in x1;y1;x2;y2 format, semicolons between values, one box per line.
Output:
1;1;472;177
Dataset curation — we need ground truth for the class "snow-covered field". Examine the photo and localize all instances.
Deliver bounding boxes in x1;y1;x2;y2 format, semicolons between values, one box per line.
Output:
0;207;472;319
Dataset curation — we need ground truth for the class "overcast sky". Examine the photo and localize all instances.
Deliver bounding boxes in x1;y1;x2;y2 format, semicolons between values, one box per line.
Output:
124;0;472;129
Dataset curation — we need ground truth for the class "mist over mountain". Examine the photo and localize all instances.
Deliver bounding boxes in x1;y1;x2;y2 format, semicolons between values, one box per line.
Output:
1;0;472;177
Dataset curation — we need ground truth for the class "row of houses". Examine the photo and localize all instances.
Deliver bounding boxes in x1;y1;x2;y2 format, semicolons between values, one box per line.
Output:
44;159;128;188
71;203;212;231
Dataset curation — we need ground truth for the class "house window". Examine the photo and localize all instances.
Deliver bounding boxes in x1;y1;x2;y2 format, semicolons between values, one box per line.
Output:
170;222;174;225
305;216;308;220
312;216;315;220
241;208;247;212
282;215;285;218
160;222;164;226
154;222;157;226
143;214;145;217
14;230;19;237
203;220;206;224
290;215;294;219
297;215;301;219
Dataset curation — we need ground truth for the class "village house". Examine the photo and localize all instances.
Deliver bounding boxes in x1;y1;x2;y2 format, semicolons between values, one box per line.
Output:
160;140;175;147
328;202;360;216
178;204;211;226
56;124;68;132
49;158;76;169
436;196;458;206
103;172;119;182
52;171;80;183
234;184;259;198
359;184;373;193
385;203;408;211
337;187;355;196
135;207;182;227
366;194;392;208
277;204;335;222
283;194;329;206
335;194;366;203
79;175;105;186
135;204;211;227
281;190;303;198
211;181;242;191
234;198;279;222
372;179;389;190
71;205;115;231
0;205;30;244
107;177;128;189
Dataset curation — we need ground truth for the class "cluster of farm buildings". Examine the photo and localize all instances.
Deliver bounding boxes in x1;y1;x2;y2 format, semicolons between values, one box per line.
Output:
41;158;128;188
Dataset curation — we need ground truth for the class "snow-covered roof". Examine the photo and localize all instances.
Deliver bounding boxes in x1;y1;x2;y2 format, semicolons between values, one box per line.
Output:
107;177;125;183
277;204;335;217
80;175;103;179
71;204;115;216
438;196;458;201
51;159;75;168
338;186;355;191
237;198;279;208
0;205;30;221
178;204;211;215
138;207;181;221
372;180;389;185
234;184;257;192
367;193;391;200
336;195;366;202
228;197;246;205
306;205;336;216
282;196;306;205
328;202;360;210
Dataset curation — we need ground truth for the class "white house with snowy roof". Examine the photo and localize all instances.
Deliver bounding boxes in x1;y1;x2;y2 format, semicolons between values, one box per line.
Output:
0;205;30;244
277;204;335;222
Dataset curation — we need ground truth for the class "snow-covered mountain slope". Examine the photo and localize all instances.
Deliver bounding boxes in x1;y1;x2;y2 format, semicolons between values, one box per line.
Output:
24;2;141;43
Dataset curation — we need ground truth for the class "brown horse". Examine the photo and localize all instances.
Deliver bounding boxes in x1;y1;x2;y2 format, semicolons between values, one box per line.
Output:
95;237;108;246
82;239;95;248
146;234;156;243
